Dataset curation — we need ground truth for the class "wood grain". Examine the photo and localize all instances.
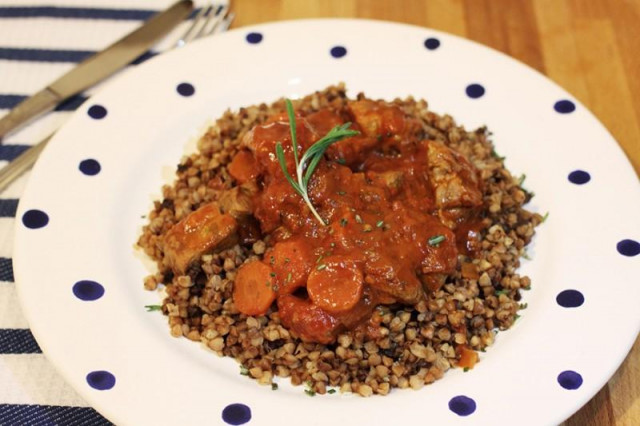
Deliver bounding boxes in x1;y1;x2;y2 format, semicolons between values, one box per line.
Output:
228;1;640;424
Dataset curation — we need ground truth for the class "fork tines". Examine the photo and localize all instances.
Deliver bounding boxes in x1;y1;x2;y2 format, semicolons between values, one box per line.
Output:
175;3;231;48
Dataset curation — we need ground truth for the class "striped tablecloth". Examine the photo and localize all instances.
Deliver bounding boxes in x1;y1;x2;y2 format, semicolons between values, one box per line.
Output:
0;1;225;424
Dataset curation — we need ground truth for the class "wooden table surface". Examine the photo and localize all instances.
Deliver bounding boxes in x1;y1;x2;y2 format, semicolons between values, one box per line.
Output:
229;1;640;425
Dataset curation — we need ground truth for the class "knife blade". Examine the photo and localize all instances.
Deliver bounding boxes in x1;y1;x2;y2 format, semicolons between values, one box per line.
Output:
0;0;193;140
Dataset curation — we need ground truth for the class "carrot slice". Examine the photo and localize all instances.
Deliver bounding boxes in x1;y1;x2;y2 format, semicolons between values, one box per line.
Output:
456;345;479;369
307;256;364;314
228;150;259;184
266;238;314;294
233;260;276;316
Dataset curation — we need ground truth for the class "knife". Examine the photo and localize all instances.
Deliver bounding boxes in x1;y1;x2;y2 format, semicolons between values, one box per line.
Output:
0;0;194;140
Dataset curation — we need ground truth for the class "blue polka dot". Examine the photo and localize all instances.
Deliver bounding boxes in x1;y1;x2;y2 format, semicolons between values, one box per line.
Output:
448;395;476;416
558;370;583;390
72;280;105;301
465;84;485;99
568;170;590;184
556;289;584;308
424;37;440;50
222;403;251;425
22;210;49;229
554;100;576;114
87;105;107;119
246;32;263;44
177;82;195;97
330;46;347;58
617;239;640;257
79;159;101;176
86;371;115;390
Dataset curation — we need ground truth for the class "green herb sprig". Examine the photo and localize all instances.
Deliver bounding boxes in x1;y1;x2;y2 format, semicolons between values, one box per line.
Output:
275;99;359;225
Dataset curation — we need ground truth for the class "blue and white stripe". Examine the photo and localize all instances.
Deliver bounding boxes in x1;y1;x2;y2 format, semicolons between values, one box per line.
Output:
0;1;225;423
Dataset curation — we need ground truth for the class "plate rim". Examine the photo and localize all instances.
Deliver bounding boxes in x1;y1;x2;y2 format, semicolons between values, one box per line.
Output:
13;18;640;426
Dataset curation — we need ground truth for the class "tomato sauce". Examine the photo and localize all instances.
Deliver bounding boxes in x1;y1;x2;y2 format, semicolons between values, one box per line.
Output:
229;99;485;343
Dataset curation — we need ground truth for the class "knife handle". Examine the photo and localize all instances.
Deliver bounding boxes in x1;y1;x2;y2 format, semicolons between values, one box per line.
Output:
0;89;60;139
0;135;51;192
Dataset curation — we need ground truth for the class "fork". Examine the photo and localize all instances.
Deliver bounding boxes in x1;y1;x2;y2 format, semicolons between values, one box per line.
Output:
0;4;234;191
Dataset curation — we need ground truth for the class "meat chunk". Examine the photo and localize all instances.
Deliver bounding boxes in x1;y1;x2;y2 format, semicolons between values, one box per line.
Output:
426;140;483;210
363;255;424;304
419;273;447;293
420;226;458;274
366;170;404;196
347;99;408;139
228;150;259;184
163;203;238;274
277;294;341;344
218;181;258;218
242;117;315;177
334;286;377;328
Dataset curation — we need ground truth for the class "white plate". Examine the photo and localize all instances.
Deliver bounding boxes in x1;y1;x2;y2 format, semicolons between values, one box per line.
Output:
14;19;640;426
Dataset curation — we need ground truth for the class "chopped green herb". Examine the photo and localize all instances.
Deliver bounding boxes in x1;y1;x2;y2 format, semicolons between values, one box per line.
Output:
428;235;446;247
304;381;316;396
284;257;290;263
376;220;384;228
265;281;271;288
518;174;526;186
317;264;327;271
144;304;162;312
240;365;249;376
355;214;363;224
336;158;346;165
495;289;510;296
519;303;528;310
316;254;324;264
522;250;531;260
340;218;348;227
514;314;521;321
463;367;470;372
480;347;486;353
491;148;505;160
271;383;279;390
270;272;276;277
327;389;336;394
542;211;549;222
275;99;359;226
286;272;292;283
337;191;346;196
270;255;275;265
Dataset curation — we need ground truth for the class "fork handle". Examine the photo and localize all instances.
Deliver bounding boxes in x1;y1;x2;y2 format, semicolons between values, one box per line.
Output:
0;135;51;192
